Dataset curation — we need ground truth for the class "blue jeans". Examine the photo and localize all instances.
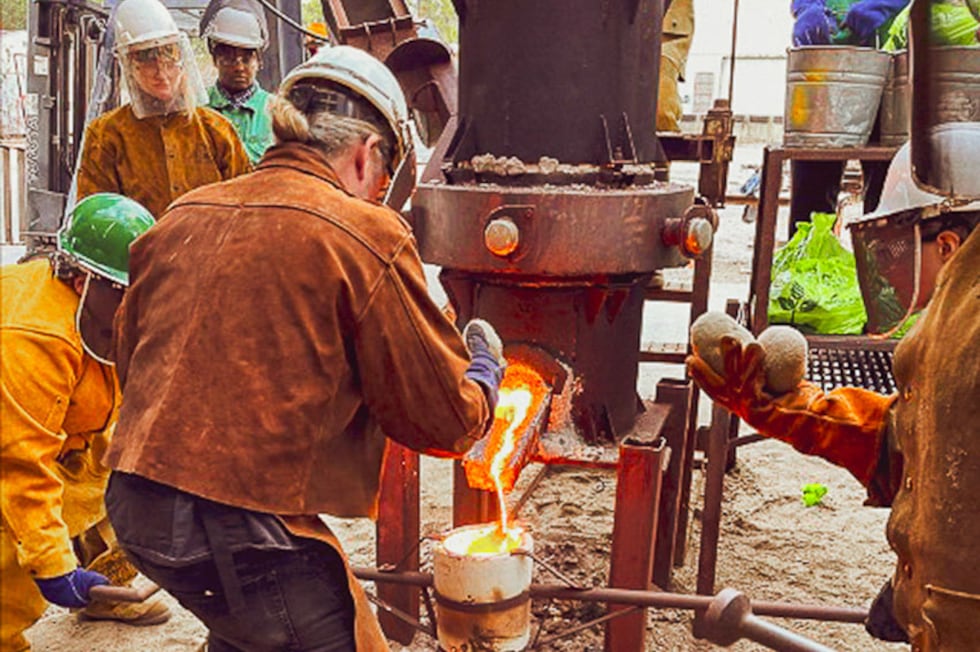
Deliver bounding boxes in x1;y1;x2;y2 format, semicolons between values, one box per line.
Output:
126;545;356;651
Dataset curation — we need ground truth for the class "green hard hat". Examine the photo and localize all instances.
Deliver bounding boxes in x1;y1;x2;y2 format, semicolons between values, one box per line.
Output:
58;193;155;286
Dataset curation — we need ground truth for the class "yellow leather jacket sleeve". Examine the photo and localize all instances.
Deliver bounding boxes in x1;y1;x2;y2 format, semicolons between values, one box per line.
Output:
1;329;83;578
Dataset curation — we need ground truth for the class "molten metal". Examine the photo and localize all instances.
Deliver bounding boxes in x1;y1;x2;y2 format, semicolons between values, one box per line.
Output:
464;362;551;494
443;522;524;556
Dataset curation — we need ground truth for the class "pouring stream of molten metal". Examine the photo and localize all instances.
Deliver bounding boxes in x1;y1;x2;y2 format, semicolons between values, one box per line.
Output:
446;364;547;556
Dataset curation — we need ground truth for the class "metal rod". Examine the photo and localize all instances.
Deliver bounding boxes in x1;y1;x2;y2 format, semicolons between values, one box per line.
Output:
508;464;550;521
362;590;435;639
741;614;837;652
728;0;740;104
532;606;642;649
351;568;869;623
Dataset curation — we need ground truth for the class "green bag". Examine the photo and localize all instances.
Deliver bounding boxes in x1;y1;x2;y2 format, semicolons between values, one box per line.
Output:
767;213;867;335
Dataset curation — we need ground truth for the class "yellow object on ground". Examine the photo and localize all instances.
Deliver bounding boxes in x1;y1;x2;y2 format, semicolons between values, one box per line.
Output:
658;0;694;132
0;260;119;651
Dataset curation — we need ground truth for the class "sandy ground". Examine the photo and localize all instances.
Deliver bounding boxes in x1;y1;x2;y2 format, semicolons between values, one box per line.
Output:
22;152;908;651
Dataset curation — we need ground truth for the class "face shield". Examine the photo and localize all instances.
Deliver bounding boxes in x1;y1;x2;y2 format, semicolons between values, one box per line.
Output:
849;209;924;339
75;273;126;365
119;33;208;119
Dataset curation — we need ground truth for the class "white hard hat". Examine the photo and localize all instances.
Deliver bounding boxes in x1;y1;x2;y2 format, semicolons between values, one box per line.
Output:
204;7;266;51
868;123;980;221
280;45;412;172
113;0;180;54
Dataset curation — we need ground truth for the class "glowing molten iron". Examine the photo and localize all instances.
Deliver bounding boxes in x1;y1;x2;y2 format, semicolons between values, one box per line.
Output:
442;522;524;556
453;363;550;555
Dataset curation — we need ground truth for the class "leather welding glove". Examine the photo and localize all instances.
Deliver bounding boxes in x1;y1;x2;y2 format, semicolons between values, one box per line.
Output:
844;0;909;43
34;567;109;608
687;337;897;487
462;319;505;413
792;0;836;46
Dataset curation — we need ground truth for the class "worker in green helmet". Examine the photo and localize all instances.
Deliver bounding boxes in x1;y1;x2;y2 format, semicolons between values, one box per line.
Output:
0;194;166;652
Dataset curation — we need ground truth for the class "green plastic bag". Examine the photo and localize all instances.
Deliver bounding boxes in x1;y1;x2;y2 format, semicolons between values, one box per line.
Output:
767;213;867;335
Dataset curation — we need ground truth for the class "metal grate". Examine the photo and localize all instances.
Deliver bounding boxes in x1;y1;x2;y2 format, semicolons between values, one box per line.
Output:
807;346;897;394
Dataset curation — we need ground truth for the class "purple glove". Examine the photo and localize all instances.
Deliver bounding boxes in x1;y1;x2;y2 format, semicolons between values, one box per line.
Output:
794;3;836;45
791;0;825;16
844;0;909;44
35;568;110;608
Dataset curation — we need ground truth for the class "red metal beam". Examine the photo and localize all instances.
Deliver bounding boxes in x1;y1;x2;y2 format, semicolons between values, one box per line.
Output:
375;442;420;645
605;430;668;652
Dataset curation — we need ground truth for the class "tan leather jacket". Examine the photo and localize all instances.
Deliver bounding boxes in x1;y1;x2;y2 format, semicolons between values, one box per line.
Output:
76;104;251;217
106;142;491;518
881;228;980;651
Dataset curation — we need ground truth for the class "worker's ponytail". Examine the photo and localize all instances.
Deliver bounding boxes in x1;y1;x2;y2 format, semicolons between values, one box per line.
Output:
270;93;312;144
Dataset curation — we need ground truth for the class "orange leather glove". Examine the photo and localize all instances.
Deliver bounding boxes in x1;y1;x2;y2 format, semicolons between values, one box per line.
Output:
687;337;898;487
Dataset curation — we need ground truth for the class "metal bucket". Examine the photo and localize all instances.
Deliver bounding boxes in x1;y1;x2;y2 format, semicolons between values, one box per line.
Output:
784;46;891;147
879;50;909;146
932;46;980;123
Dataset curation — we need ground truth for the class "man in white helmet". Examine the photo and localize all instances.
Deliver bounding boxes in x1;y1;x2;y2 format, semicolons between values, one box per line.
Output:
75;0;251;218
102;46;503;650
688;125;980;648
203;6;275;163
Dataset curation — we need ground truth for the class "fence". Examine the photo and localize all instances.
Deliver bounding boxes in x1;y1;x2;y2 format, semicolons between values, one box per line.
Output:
1;138;27;244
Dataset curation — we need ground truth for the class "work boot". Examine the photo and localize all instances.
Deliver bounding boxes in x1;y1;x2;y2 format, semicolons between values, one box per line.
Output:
77;544;172;626
78;595;172;626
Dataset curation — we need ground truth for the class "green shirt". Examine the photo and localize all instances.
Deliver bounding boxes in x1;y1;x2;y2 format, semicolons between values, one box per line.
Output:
207;84;274;164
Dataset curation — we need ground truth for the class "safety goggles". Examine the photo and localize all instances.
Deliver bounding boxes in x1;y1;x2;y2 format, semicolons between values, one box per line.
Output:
129;44;182;69
212;44;259;66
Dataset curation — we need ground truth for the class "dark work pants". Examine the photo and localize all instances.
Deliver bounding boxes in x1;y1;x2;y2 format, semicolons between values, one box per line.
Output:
789;159;889;232
126;545;357;652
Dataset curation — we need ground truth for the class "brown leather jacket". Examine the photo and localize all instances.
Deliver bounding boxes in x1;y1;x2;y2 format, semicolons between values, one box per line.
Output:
106;142;491;519
877;228;980;651
76;104;251;217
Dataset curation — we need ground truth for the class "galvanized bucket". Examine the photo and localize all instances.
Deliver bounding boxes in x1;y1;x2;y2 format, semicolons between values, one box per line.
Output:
879;50;909;146
784;46;891;147
932;46;980;123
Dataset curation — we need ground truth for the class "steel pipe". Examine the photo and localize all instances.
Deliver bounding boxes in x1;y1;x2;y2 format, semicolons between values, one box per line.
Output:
351;567;869;623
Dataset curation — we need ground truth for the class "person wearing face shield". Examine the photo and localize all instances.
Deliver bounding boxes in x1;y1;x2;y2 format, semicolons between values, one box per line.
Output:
687;124;980;648
0;194;166;652
203;6;275;164
101;46;502;651
74;0;251;218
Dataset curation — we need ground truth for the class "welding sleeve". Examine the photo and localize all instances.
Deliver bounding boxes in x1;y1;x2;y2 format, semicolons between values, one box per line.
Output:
687;337;897;487
0;330;83;579
354;235;493;457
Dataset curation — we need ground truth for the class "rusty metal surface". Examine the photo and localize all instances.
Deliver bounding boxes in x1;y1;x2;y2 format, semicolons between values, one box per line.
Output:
443;272;650;444
323;0;416;61
652;380;693;590
413;181;694;276
605;435;668;652
384;37;457;148
450;0;665;165
375;443;420;644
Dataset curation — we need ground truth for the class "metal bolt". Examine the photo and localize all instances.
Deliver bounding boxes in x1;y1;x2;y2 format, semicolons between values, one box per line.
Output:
484;217;520;257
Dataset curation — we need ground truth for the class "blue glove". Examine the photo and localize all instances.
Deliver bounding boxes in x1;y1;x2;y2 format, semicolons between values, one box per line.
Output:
34;568;110;608
462;319;505;413
794;4;836;45
791;0;825;16
844;0;909;44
